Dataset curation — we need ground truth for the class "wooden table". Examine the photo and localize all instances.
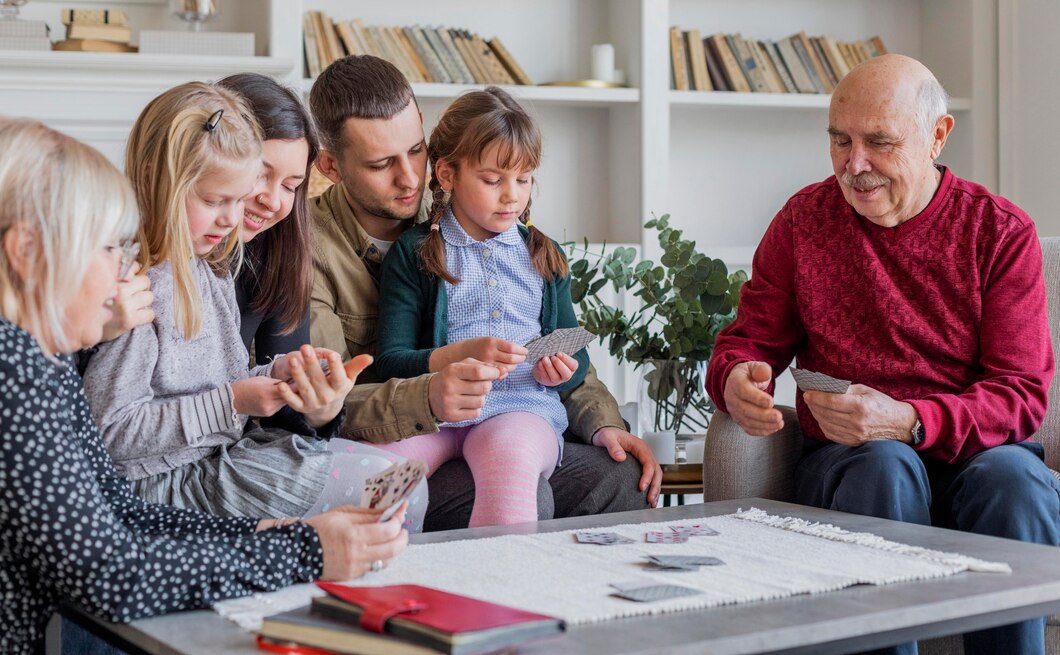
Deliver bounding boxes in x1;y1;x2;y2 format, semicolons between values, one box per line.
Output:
64;499;1060;655
659;463;703;506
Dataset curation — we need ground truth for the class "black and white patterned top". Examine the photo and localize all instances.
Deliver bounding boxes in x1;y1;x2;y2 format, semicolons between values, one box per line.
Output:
0;318;323;654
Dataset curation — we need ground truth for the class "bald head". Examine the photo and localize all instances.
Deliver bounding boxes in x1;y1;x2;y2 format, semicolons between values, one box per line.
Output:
832;54;948;143
826;54;954;227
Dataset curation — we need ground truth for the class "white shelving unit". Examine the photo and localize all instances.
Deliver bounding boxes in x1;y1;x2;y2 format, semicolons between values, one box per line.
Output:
0;0;997;261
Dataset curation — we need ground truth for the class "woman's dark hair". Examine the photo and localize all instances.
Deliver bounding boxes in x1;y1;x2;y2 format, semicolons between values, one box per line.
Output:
217;73;318;334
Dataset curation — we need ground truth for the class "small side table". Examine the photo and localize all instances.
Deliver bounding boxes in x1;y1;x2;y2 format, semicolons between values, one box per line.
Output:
660;463;704;507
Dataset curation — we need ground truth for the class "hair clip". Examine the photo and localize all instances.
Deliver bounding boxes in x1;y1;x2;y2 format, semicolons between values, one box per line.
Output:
430;223;441;232
205;109;224;133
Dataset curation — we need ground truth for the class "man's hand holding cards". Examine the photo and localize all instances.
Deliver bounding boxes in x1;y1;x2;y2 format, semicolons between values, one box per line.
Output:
361;460;428;523
789;366;851;394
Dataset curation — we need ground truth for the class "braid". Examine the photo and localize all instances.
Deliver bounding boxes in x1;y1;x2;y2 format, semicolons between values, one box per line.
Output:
418;173;458;284
523;195;568;280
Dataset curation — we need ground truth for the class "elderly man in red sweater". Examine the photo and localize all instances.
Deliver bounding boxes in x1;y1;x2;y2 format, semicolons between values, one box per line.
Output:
706;54;1060;654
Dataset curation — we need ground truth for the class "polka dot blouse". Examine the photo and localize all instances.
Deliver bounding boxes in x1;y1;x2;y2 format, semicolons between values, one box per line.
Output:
0;319;324;654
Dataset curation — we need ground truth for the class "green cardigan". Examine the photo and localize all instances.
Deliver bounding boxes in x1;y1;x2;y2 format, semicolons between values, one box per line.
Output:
375;222;589;394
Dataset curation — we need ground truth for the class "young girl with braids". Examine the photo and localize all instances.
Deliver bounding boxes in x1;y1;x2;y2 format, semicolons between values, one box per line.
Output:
374;87;589;527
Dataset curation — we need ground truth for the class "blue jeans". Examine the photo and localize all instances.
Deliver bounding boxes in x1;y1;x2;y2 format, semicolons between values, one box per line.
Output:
794;439;1060;655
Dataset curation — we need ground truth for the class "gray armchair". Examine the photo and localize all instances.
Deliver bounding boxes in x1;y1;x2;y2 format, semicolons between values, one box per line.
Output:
702;237;1060;654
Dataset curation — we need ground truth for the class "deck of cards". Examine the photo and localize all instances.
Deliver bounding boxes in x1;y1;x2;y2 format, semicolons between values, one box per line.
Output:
361;460;428;523
789;366;851;394
524;327;595;365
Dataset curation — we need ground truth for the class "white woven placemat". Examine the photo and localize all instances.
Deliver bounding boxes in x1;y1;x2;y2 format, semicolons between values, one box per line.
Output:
215;508;1009;632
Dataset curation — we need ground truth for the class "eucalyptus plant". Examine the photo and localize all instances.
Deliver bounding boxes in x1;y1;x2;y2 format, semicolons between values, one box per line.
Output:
567;215;747;434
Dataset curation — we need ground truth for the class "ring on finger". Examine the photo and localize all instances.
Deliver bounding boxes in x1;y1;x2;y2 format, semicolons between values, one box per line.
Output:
370;559;384;573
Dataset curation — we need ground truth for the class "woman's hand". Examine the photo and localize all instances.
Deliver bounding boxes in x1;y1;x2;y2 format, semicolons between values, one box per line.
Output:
429;337;526;377
274;347;371;428
100;263;154;342
303;503;409;580
231;376;287;417
532;352;579;387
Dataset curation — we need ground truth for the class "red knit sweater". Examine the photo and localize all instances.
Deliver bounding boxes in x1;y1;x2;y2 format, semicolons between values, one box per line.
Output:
706;167;1053;464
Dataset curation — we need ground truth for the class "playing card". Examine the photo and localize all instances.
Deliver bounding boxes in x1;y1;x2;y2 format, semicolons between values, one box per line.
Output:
524;327;595;365
610;581;702;602
574;531;636;545
646;530;689;544
670;524;719;537
647;555;724;569
361;460;428;522
789;366;851;394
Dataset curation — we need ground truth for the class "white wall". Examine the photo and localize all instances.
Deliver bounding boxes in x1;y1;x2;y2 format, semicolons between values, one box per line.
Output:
999;0;1060;235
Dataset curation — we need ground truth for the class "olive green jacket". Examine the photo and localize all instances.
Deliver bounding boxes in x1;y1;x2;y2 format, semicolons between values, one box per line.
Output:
309;182;626;443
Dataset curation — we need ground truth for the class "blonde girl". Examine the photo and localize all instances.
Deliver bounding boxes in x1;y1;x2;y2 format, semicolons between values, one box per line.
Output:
374;87;589;527
81;82;426;528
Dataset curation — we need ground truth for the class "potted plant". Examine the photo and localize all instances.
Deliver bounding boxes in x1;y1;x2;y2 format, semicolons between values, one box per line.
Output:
567;215;747;446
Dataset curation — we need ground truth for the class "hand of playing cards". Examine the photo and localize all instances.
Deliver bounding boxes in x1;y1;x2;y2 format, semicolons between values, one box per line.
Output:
361;460;428;523
523;327;595;365
789;366;851;394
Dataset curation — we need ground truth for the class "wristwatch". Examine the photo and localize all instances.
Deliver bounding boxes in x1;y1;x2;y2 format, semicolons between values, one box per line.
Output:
910;418;925;446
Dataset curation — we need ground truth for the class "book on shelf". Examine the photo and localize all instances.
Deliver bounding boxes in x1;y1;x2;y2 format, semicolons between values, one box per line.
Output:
61;8;128;26
674;27;888;94
763;40;797;94
303;582;565;655
301;12;534;86
66;22;132;44
706;32;750;93
788;34;827;93
669;27;689;90
701;37;729;91
53;38;136;53
775;37;816;93
302;12;321;78
685;29;712;91
405;26;450;84
809;36;838;88
793;31;834;92
749;38;783;93
489;37;533;85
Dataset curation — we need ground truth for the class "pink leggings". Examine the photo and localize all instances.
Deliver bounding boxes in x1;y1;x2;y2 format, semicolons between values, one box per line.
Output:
374;412;559;527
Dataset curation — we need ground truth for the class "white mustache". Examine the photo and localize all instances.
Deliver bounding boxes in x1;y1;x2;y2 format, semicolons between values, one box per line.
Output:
841;172;889;190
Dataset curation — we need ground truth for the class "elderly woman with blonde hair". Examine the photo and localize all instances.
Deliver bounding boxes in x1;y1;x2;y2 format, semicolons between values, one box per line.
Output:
0;117;407;655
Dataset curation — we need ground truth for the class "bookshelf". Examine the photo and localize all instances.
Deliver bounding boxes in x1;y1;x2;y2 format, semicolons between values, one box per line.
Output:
0;0;996;263
0;1;998;404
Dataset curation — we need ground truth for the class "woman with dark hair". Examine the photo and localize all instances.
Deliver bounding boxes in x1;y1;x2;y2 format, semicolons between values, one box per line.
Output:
216;72;317;360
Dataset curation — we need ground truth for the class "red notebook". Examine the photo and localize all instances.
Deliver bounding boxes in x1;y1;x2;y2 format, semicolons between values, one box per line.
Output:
312;582;565;654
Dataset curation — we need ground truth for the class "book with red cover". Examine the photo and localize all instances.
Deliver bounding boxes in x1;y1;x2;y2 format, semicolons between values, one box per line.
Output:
311;582;565;654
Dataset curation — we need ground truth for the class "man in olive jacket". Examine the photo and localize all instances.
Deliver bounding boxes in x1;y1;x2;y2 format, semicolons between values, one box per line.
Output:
308;55;661;530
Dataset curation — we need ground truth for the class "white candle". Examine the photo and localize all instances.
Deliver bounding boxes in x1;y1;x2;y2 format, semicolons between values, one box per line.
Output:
591;43;615;82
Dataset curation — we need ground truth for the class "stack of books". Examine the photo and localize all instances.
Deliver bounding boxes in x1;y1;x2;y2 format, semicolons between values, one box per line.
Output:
670;28;888;93
258;582;565;654
0;19;51;51
302;11;532;86
53;8;136;53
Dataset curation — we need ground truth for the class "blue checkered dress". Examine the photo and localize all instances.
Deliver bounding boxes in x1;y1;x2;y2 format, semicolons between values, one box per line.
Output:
440;208;568;457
